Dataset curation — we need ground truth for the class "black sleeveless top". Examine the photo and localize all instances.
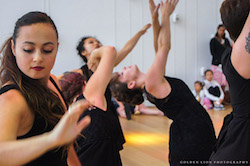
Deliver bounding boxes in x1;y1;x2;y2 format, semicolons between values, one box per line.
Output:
0;77;68;166
144;77;216;163
75;65;125;166
209;47;250;164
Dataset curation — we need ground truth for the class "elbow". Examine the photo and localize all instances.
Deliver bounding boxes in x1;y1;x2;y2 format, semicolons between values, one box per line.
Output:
105;46;117;54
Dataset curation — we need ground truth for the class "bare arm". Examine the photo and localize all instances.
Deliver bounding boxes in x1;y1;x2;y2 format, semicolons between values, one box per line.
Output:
145;0;178;98
0;91;90;166
56;69;83;80
115;24;151;66
67;144;81;166
84;46;117;111
231;12;250;79
149;0;160;53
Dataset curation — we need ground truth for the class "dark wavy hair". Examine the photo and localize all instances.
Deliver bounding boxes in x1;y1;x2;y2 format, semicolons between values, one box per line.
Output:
58;72;86;105
76;36;93;63
110;73;144;106
220;0;250;41
0;11;67;153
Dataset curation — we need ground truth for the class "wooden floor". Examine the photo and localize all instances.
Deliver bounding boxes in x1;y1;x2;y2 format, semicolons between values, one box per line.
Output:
119;105;232;166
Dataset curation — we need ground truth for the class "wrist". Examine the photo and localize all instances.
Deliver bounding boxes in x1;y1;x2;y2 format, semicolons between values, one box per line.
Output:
43;132;58;150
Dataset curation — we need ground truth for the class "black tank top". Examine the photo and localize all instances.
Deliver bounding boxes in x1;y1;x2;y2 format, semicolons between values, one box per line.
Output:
0;77;68;166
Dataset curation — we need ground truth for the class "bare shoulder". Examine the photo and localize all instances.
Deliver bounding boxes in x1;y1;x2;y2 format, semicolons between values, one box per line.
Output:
50;74;60;85
57;69;83;80
0;86;30;140
0;87;28;115
71;69;83;75
145;77;171;99
231;31;250;79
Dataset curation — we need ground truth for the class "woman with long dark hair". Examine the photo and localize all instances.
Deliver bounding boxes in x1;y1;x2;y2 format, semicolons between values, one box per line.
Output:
209;24;231;89
0;11;90;166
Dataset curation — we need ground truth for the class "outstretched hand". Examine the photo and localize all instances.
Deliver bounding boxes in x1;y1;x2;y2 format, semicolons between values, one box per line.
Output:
48;100;91;148
149;0;160;20
140;23;152;35
160;0;178;19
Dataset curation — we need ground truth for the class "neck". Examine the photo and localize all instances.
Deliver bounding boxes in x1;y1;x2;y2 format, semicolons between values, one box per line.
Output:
136;72;146;90
41;75;50;86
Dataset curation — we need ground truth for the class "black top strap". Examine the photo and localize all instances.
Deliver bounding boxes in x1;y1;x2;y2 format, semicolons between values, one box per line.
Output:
49;76;69;109
0;84;19;95
80;65;93;81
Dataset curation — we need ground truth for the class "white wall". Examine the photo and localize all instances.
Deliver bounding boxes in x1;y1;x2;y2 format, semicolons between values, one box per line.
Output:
0;0;226;90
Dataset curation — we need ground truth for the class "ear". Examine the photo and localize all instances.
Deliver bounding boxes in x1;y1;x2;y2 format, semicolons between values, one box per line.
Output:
81;50;87;56
127;81;136;89
11;40;16;56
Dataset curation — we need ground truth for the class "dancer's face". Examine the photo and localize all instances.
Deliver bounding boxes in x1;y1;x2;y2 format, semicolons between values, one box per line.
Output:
205;71;213;81
12;23;58;81
82;38;102;59
118;65;139;84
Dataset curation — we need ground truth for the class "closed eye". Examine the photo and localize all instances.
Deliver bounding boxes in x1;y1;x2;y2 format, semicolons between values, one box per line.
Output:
43;50;53;53
23;49;33;53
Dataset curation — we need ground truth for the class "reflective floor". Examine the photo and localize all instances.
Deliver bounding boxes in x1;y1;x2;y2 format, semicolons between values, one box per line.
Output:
119;105;232;166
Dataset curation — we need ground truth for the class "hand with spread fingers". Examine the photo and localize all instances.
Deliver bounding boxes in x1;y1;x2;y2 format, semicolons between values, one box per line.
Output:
48;100;91;148
160;0;179;20
149;0;160;21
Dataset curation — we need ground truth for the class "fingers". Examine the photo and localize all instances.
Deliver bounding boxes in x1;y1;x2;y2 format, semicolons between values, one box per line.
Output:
173;0;179;6
143;23;152;31
68;99;90;117
149;0;156;13
76;115;91;133
154;3;160;14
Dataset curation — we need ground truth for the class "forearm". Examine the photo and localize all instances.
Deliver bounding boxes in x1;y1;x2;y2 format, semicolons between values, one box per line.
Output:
218;86;225;100
85;47;116;103
67;144;81;166
152;18;160;53
155;16;171;75
115;31;145;66
0;133;54;166
158;17;171;53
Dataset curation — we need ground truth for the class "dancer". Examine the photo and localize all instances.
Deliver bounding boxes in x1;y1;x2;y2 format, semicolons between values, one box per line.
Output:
209;0;250;164
75;45;124;165
65;24;151;166
58;72;86;105
70;23;151;78
110;0;216;165
0;12;90;166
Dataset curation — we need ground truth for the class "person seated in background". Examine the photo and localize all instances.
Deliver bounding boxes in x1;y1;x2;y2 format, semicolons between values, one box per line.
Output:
192;80;213;110
203;69;225;110
112;98;164;118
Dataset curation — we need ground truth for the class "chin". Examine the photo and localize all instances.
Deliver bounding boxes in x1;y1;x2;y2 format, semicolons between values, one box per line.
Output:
134;65;141;73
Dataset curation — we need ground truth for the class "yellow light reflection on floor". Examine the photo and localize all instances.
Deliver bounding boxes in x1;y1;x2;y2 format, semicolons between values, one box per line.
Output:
125;133;169;146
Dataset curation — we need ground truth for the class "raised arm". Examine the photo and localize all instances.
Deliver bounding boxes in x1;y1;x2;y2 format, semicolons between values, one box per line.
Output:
149;0;160;53
145;0;178;98
115;24;151;66
84;46;117;111
231;12;250;79
0;95;90;166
